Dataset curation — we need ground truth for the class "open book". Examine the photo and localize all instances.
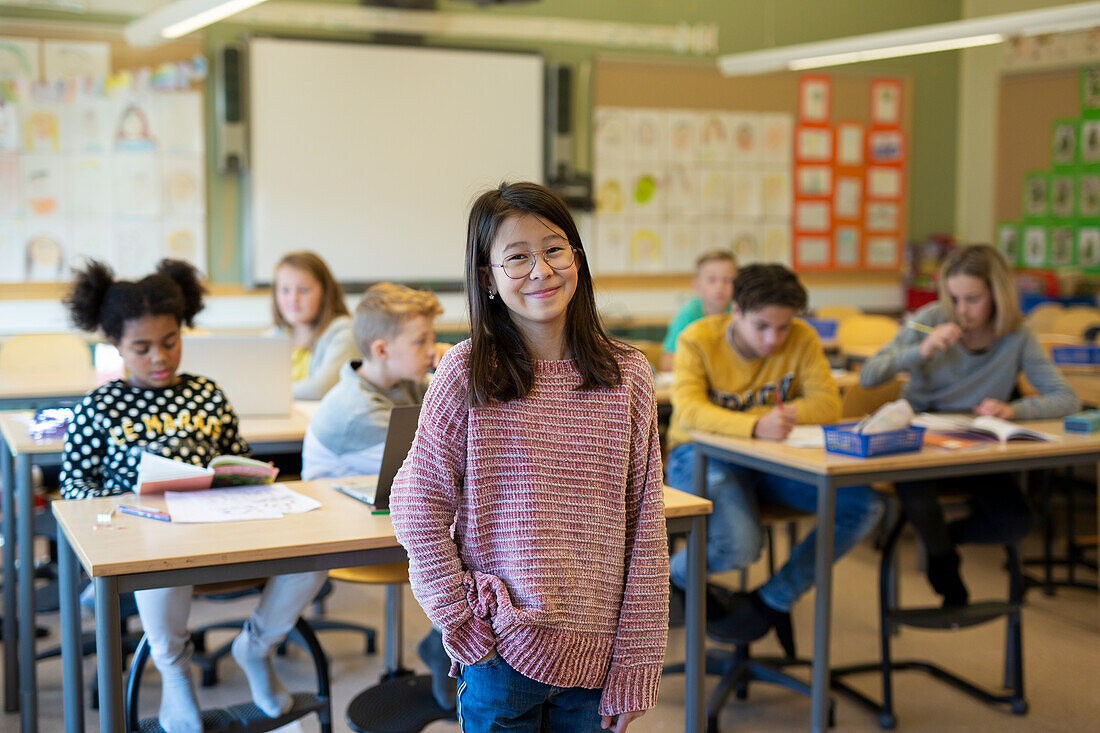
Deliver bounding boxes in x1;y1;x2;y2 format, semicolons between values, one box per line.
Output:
911;414;1055;444
135;452;279;495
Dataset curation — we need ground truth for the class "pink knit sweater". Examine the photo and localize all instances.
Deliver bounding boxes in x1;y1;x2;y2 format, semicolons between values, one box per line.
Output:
390;339;668;716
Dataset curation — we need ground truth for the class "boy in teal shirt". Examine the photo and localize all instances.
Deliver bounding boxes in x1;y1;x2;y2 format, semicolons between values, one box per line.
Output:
659;250;736;371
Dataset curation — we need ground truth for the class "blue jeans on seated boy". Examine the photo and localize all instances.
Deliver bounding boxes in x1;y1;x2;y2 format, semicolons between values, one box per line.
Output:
457;654;604;733
666;443;884;650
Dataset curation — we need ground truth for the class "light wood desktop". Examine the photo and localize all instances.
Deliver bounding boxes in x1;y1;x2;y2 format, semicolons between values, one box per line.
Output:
0;404;314;733
688;420;1100;733
51;482;711;733
0;371;98;410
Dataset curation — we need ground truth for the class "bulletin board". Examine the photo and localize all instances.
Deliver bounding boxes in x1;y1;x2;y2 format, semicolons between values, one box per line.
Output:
994;66;1099;272
591;59;912;276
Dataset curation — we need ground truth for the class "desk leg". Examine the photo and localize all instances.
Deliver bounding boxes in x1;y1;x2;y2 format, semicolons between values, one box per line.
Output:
684;448;707;733
1;439;18;713
59;530;84;733
94;576;124;733
16;452;38;733
810;476;836;733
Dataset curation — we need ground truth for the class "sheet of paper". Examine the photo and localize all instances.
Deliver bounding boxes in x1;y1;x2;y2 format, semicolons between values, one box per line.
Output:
165;483;322;523
785;425;824;448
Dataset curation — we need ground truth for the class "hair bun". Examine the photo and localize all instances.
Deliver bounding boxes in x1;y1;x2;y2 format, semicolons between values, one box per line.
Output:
64;259;116;333
156;259;206;326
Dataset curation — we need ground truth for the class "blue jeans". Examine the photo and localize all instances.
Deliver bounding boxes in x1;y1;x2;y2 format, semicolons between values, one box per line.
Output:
457;655;603;733
667;443;884;612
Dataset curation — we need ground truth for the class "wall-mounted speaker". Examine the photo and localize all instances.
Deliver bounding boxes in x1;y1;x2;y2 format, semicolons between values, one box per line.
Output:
215;44;248;172
545;63;592;210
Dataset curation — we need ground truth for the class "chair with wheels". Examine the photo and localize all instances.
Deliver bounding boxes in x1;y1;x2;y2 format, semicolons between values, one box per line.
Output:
335;562;457;733
124;581;333;733
829;508;1027;729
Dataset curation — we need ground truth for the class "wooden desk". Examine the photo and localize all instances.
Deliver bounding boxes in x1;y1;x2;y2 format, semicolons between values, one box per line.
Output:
1059;368;1100;408
0;371;98;411
53;483;711;733
689;421;1100;733
0;405;313;733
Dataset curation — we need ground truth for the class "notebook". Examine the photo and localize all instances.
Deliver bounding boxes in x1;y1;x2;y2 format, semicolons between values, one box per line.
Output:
331;404;421;511
177;335;293;418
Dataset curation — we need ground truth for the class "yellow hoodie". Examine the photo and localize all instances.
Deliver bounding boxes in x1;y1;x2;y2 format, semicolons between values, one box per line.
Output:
667;315;840;448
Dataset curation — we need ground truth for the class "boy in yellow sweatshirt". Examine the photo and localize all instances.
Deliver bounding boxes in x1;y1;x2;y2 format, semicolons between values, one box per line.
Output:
667;264;883;650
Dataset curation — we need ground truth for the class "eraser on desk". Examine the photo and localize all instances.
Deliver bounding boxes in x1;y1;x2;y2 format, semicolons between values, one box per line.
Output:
1063;410;1100;433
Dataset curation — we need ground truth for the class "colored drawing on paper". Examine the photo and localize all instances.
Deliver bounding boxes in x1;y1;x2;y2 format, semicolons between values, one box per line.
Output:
1079;228;1100;269
114;102;157;152
868;130;903;163
629;110;667;162
1051;226;1074;267
731;172;762;218
592;219;627;274
668;113;698;162
24;224;68;281
698;113;728;162
69;155;111;217
730;115;759;163
865;202;899;233
1081;120;1100;165
865;236;899;267
762;225;791;266
867;167;902;198
113;153;161;218
834;177;862;220
759;114;792;164
796;236;829;266
797;166;832;197
594;108;628;166
870;80;902;126
700;169;731;217
795;201;830;232
1052;122;1076;166
834;226;860;267
797;128;832;161
731;225;760;265
761;171;791;219
666;164;699;218
0;151;18;217
997;224;1019;264
799;77;829;123
1023;226;1047;267
0;100;18;151
1050;176;1074;218
24;107;60;152
1024;175;1048;217
629;227;664;271
595;172;626;215
836;123;863;166
22;155;63;217
1080;174;1100;217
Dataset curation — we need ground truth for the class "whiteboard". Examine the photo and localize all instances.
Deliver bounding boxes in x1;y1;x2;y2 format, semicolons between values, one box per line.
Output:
248;39;544;284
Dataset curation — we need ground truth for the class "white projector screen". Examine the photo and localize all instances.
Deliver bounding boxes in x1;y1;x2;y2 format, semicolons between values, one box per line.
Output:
248;39;544;284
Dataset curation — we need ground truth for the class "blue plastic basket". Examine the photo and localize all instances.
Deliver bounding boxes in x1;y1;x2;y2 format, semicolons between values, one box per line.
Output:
822;422;926;458
805;317;839;340
1051;345;1100;366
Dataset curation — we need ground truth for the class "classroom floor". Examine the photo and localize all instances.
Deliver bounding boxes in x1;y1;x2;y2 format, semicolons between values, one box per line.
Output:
12;525;1099;733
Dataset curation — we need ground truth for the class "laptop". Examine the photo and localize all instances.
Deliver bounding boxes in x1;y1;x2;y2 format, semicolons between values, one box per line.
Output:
177;335;293;418
331;404;421;511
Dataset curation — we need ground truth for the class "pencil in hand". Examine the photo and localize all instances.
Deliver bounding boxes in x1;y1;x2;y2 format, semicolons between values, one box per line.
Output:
904;320;934;335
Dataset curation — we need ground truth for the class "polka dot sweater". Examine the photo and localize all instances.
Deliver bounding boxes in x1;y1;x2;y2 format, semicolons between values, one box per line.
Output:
59;374;250;500
390;340;669;717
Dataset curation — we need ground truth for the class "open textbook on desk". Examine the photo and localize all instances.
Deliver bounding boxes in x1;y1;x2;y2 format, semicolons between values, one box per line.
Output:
135;452;279;495
911;414;1056;445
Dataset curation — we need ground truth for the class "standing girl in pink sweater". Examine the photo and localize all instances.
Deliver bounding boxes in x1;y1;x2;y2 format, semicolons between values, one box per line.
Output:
391;182;668;732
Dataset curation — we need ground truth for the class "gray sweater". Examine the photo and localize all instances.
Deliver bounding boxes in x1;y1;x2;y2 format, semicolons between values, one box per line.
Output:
859;302;1080;419
269;315;358;400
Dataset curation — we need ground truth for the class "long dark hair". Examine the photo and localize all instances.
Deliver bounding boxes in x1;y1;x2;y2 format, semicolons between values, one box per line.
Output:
65;259;205;342
465;182;624;407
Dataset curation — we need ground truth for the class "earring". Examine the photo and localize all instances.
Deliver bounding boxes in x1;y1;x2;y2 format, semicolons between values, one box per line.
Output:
488;291;495;300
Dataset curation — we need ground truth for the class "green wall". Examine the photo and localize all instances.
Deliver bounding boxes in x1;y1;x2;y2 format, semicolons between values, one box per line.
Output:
2;0;962;282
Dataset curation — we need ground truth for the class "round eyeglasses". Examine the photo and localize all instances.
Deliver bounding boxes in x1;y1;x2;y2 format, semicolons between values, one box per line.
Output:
487;245;578;279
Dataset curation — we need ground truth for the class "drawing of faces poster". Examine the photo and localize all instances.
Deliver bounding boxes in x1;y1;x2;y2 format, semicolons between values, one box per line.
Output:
593;106;793;274
0;90;205;282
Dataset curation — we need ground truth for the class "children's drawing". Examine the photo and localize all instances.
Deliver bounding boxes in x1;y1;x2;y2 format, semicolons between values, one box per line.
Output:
23;107;60;152
761;225;791;266
799;77;829;123
867;167;901;199
865;236;899;268
698;113;728;162
70;220;113;269
731;172;763;218
42;40;110;82
1081;120;1100;164
155;92;203;155
731;225;761;265
668;113;698;162
797;166;831;198
0;151;18;217
628;109;667;162
591;218;627;274
629;167;665;216
1052;122;1076;166
834;226;860;267
163;221;206;272
63;99;115;154
797;128;832;161
870;80;902;126
594;108;628;166
113;221;160;279
163;157;204;217
1085;67;1100;110
795;201;829;232
997;224;1019;264
0;100;18;150
0;37;40;80
114;102;157;152
69;155;112;218
22;155;63;217
758;114;792;164
730;115;758;163
868;130;903;163
113;153;160;217
865;202;899;232
761;171;792;219
1024;175;1048;217
1050;176;1074;218
1079;227;1100;269
666;223;699;269
1050;226;1074;266
834;177;862;220
629;226;665;272
1023;226;1047;268
1080;174;1100;217
666;163;700;218
24;227;67;281
699;169;731;217
836;123;863;166
795;236;829;267
595;171;626;215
